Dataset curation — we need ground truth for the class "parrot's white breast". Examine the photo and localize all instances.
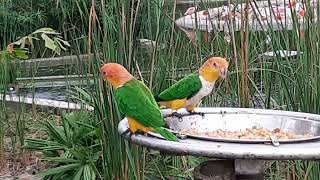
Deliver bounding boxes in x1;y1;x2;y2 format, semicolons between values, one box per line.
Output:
185;76;215;107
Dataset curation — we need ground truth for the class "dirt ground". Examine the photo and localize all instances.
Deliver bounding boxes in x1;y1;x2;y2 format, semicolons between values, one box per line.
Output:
0;138;47;180
0;111;60;180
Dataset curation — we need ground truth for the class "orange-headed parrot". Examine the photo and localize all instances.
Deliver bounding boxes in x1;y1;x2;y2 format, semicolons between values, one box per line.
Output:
100;63;178;141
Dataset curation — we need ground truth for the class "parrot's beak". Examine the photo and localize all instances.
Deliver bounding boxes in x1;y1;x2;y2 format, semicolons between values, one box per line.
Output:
100;73;104;79
220;68;228;78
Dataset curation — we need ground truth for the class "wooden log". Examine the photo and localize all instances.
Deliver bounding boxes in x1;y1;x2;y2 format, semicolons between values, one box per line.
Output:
18;54;95;68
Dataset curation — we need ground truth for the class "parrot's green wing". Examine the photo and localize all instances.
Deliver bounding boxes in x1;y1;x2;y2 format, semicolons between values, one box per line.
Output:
114;79;165;128
114;79;178;141
137;80;159;107
156;73;202;101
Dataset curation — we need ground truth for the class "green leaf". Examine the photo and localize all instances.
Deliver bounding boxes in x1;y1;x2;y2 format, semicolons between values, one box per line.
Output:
31;36;40;41
73;166;84;180
72;87;94;106
43;157;79;164
14;49;29;59
45;121;68;146
126;144;138;179
83;165;95;180
54;40;61;55
24;138;65;151
32;27;59;35
57;38;71;47
37;163;82;177
55;39;67;51
41;33;57;52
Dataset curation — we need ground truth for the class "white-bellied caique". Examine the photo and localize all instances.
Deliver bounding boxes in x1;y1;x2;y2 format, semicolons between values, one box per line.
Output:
155;56;229;117
100;63;178;141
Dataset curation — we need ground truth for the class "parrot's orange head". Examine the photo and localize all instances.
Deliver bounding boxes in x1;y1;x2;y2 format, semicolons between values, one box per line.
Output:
199;56;229;83
100;63;133;88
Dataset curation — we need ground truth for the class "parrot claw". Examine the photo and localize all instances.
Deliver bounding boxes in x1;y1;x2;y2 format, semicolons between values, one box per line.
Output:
121;128;131;136
170;112;183;120
122;128;146;142
169;111;205;119
128;130;144;142
128;132;133;140
135;130;146;135
188;111;205;118
164;122;170;129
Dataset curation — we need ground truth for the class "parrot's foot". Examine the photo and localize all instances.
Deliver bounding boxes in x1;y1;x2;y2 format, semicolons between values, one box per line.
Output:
122;128;148;143
128;132;134;141
169;111;205;119
188;111;205;118
135;130;146;135
121;128;134;142
164;122;170;129
121;128;131;136
170;112;183;120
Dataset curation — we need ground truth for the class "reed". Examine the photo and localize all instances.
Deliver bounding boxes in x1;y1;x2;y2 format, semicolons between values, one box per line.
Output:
1;0;320;179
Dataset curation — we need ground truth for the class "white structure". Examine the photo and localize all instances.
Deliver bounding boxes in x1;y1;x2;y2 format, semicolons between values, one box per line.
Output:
175;0;318;32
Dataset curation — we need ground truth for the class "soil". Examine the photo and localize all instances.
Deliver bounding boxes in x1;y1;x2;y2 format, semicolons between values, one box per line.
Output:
0;111;60;180
0;138;48;180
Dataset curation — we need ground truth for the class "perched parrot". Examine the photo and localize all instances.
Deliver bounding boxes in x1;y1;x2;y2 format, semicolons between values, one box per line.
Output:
100;63;178;141
155;56;229;117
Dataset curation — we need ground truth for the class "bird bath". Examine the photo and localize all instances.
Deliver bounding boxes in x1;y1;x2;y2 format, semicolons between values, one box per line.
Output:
118;108;320;179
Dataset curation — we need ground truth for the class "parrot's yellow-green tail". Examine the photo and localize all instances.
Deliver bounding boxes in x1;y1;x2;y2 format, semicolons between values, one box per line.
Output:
154;127;179;142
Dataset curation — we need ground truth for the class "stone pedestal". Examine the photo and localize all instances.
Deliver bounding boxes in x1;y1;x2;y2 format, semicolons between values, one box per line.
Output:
194;160;236;180
234;159;264;180
193;159;264;180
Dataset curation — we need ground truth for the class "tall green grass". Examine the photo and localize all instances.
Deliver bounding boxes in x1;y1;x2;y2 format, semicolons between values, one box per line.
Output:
1;0;320;179
0;28;69;168
88;0;320;179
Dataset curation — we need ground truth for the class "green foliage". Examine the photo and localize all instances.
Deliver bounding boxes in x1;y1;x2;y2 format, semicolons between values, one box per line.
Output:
1;0;320;179
0;0;95;59
0;27;69;91
0;50;16;88
25;111;102;180
33;27;71;55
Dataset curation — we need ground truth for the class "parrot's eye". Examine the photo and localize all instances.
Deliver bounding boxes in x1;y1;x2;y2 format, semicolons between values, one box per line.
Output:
213;62;217;67
103;71;106;75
